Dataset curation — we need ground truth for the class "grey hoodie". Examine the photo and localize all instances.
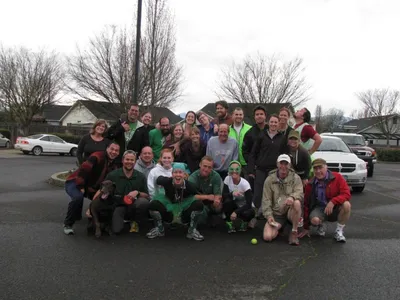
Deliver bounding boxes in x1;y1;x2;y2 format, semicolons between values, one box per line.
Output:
134;157;155;180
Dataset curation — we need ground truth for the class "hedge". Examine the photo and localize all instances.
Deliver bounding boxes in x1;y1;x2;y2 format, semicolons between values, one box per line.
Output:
0;128;11;139
50;133;81;145
376;148;400;162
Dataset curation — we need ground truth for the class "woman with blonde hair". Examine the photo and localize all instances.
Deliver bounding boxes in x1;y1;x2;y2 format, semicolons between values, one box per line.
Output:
76;119;110;165
147;148;174;199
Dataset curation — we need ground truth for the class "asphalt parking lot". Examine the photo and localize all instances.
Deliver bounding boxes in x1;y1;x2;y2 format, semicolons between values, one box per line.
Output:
1;151;399;300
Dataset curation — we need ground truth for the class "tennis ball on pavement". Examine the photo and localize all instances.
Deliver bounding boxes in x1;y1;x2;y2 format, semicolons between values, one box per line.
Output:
251;238;258;245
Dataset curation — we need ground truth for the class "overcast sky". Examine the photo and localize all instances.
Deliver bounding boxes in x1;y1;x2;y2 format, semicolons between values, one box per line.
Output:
0;0;398;116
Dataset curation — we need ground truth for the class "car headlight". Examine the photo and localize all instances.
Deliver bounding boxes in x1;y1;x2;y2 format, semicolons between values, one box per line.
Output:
365;151;372;157
358;162;367;170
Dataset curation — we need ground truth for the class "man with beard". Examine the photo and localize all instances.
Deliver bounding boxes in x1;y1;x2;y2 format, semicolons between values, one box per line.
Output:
177;127;206;173
63;142;120;235
287;130;311;187
146;163;205;241
212;100;233;126
149;117;171;161
206;123;239;180
293;107;322;155
104;150;149;234
134;146;155;179
107;105;149;164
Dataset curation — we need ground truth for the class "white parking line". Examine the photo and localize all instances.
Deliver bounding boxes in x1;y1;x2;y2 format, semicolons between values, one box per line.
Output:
364;187;400;201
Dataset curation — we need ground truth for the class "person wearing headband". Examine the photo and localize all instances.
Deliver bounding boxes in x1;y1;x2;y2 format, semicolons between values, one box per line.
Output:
146;162;205;241
222;161;255;233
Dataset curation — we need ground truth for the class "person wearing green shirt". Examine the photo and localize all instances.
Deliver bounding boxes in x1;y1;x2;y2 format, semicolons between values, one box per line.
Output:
149;117;171;161
228;107;252;168
188;156;223;224
103;150;149;234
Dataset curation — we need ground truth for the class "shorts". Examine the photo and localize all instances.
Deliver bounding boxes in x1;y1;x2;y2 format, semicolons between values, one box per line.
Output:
309;205;341;223
273;214;290;227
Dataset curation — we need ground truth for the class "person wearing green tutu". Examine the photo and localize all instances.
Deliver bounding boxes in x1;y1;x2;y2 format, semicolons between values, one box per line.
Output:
146;162;205;241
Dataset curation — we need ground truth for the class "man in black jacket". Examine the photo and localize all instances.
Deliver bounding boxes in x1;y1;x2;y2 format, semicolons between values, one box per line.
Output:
106;105;151;165
287;130;311;187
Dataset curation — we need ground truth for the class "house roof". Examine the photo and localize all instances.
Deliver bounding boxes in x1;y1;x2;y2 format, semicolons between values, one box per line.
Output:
61;100;182;125
33;104;72;122
199;102;294;124
343;114;398;133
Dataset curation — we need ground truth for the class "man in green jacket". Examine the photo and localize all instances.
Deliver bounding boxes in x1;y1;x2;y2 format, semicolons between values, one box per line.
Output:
228;108;252;172
149;117;171;161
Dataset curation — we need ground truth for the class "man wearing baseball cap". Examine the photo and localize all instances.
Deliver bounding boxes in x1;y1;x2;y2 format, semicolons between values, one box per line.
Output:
261;154;304;246
287;130;311;187
299;158;351;242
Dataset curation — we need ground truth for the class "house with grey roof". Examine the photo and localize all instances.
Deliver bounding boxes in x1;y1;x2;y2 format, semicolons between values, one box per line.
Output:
340;114;400;146
59;100;182;127
32;104;72;125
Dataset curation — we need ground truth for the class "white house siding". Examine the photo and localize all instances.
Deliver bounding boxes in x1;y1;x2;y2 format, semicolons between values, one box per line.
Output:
362;120;400;146
61;105;97;126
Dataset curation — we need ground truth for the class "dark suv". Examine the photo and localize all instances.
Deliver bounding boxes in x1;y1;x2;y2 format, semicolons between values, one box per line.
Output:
321;133;376;177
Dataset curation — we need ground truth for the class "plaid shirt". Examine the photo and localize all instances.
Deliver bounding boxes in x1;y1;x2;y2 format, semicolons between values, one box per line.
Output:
66;151;118;191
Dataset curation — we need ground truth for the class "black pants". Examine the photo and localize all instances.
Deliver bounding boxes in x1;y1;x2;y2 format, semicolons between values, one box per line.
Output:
253;169;272;209
223;199;255;222
149;200;204;224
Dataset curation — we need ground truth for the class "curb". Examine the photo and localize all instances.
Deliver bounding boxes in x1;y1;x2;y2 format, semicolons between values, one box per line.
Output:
48;171;70;187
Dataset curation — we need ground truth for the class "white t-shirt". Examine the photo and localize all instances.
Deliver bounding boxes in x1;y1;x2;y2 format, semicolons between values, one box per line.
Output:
234;123;243;135
224;176;251;208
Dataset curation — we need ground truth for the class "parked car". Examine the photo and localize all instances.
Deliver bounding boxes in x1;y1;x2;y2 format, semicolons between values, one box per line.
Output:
0;133;10;148
321;132;376;177
14;134;78;156
310;136;367;193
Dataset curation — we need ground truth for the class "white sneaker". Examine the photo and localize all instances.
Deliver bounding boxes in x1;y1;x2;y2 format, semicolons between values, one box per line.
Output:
316;223;327;236
334;231;346;243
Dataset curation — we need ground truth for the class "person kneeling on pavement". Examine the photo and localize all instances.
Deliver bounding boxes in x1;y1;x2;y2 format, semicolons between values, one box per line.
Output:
298;158;351;242
222;161;255;233
63;142;120;235
147;163;205;241
94;150;149;235
262;154;304;246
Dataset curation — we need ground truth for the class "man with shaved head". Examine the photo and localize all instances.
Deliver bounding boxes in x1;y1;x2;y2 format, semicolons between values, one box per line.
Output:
134;146;155;179
206;123;239;180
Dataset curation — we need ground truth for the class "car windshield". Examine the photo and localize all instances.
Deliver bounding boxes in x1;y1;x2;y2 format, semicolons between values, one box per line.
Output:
315;138;352;153
27;134;44;139
335;135;365;146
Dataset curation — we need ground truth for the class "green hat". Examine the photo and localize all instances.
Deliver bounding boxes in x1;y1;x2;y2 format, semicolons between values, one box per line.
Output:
172;162;190;174
288;130;300;140
312;158;327;168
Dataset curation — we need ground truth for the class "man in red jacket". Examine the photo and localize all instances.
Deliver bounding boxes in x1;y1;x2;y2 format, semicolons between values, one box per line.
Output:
299;158;351;242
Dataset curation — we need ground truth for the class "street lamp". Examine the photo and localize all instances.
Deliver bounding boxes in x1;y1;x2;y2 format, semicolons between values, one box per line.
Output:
133;0;143;105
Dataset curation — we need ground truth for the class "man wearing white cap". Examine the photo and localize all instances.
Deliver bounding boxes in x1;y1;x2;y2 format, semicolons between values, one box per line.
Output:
261;154;304;246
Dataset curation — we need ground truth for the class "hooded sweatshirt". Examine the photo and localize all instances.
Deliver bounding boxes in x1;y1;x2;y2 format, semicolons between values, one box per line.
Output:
147;163;173;199
134;157;155;179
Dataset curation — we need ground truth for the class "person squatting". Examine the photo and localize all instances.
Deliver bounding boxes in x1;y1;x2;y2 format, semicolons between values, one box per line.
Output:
63;101;351;245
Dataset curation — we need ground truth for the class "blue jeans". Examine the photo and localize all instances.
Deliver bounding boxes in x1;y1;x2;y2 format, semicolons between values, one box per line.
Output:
64;181;85;226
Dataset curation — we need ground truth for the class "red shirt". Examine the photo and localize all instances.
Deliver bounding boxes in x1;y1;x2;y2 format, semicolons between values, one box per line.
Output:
294;123;317;143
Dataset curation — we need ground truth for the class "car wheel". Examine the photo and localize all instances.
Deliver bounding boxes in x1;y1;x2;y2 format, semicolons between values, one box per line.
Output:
5;141;10;148
59;153;65;156
352;186;365;193
22;150;30;155
367;165;374;177
32;146;43;156
70;147;77;157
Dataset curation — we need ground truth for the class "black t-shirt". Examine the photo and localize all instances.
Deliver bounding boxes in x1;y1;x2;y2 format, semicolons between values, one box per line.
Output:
156;176;197;203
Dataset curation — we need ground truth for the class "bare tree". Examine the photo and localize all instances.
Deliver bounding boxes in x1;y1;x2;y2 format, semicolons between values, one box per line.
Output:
0;46;64;134
350;107;372;119
314;105;323;132
141;0;183;107
356;88;400;144
321;108;345;132
68;0;182;110
216;53;310;106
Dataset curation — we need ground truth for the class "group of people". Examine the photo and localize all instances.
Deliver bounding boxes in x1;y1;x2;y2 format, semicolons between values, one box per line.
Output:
64;101;352;245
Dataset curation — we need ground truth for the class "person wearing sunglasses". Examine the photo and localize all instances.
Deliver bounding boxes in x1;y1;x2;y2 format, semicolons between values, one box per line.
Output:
222;161;255;233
